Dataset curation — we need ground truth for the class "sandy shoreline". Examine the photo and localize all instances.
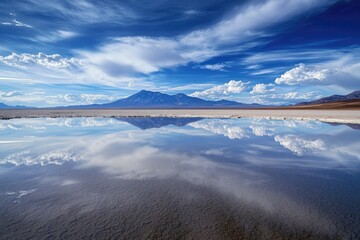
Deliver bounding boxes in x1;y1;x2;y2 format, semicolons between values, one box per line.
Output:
0;109;359;124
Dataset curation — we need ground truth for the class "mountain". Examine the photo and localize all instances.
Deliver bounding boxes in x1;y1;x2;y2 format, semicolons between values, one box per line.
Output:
0;103;10;109
0;102;31;109
296;90;360;105
116;117;203;130
325;122;360;131
68;90;265;109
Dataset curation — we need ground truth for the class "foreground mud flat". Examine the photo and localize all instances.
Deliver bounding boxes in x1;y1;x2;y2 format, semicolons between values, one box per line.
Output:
0;109;359;124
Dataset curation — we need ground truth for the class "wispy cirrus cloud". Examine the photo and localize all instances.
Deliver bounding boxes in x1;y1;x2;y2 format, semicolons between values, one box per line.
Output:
75;0;339;82
16;0;137;25
243;49;344;65
78;37;197;76
249;69;276;76
36;30;78;43
0;0;353;107
0;91;22;98
180;0;338;48
200;63;227;71
0;51;152;88
1;18;32;28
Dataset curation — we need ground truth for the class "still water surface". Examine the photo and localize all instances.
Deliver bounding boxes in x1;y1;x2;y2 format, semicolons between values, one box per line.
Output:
0;117;359;239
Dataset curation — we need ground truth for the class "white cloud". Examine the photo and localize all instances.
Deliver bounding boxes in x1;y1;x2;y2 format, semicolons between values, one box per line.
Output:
200;63;227;71
246;64;262;70
19;0;137;24
250;69;276;76
279;91;320;100
166;83;216;92
78;94;119;104
0;52;82;71
0;91;22;98
190;80;249;99
0;140;32;144
1;18;32;28
243;49;344;65
274;135;327;156
26;91;45;96
0;90;122;107
57;30;77;38
74;0;337;83
180;0;336;48
0;91;47;106
36;30;78;42
0;0;341;88
275;55;360;89
251;91;320;105
0;52;98;86
250;83;275;94
46;93;120;105
275;63;329;85
78;37;198;76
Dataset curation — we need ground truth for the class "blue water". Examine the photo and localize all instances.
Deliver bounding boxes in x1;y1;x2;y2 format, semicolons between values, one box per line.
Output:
0;117;359;239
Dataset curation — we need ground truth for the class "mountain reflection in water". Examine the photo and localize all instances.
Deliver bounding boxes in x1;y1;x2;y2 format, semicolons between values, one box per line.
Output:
0;117;359;239
116;117;203;129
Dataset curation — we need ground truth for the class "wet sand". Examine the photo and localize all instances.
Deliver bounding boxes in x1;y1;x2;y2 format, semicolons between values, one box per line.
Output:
0;109;359;124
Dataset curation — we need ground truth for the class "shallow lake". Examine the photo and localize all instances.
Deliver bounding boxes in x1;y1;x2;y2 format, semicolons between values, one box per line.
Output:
0;117;359;239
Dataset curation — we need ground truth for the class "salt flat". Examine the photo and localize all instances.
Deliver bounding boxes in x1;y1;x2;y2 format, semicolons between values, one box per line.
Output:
0;109;359;124
1;115;360;239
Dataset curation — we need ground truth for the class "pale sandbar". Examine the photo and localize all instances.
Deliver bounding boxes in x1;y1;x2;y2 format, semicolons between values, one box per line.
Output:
0;109;359;124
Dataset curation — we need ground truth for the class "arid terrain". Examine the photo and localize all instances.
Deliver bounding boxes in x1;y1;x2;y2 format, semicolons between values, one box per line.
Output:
288;99;360;109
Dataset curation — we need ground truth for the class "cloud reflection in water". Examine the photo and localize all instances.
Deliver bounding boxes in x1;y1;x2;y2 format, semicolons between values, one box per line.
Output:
0;117;360;238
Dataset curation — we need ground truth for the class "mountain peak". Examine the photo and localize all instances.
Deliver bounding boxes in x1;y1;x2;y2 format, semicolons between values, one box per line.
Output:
95;90;264;109
347;90;360;98
138;90;156;94
135;90;164;96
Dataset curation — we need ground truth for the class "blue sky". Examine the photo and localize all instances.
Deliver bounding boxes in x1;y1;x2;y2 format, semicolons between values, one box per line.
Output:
0;0;359;107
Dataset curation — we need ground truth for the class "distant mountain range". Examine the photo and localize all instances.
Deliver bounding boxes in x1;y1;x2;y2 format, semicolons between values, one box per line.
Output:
67;90;265;109
0;102;31;109
1;90;359;109
296;90;360;106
